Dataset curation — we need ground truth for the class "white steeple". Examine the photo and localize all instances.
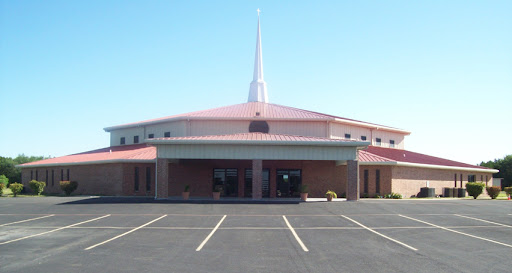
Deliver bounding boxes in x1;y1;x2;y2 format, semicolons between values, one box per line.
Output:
248;9;268;103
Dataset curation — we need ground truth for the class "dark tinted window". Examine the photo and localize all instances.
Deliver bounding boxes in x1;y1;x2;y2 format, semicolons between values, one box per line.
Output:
249;121;269;133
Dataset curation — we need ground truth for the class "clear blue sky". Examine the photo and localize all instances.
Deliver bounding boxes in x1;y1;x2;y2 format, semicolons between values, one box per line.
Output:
1;0;511;165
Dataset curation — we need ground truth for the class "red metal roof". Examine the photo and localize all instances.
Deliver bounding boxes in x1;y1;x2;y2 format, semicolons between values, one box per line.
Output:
105;102;408;133
361;146;489;169
19;144;156;167
151;132;360;143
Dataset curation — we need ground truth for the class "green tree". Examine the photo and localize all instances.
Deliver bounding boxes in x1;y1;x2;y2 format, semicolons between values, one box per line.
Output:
480;155;512;188
0;174;8;186
0;155;45;184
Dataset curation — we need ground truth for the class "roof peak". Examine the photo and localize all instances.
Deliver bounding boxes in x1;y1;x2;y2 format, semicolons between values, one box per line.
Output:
248;9;268;103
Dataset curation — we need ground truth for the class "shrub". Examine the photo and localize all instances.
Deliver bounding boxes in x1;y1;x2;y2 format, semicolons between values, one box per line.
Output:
300;184;309;193
486;186;501;199
0;174;8;187
504;187;512;197
466;182;485;199
384;193;402;199
29;180;46;195
9;183;24;197
184;185;190;192
0;183;4;196
60;181;78;196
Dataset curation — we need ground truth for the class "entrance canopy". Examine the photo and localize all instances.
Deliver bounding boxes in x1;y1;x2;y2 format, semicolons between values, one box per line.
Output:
146;132;369;161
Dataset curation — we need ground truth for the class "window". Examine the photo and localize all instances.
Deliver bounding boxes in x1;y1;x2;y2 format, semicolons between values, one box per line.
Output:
134;167;139;192
376;169;381;194
361;136;367;141
36;170;38;180
390;140;395;148
460;174;463;187
481;175;483;182
164;132;171;137
31;170;33;180
376;138;382;146
120;137;126;145
345;133;351;140
66;169;70;181
213;169;238;197
61;169;64;181
468;175;476;182
363;170;369;194
148;134;154;139
146;167;151;192
134;136;139;144
52;170;55;186
454;174;457;187
45;170;48;185
249;121;269;133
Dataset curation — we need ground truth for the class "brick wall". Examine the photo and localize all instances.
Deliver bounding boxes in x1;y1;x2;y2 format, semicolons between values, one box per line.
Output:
391;166;493;197
21;164;125;196
358;165;392;197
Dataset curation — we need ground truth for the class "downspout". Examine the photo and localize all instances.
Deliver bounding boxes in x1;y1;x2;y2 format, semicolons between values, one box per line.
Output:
154;146;158;200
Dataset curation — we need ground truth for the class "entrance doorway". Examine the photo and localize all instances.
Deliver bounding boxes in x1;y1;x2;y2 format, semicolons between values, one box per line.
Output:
213;168;238;197
244;169;270;197
276;169;301;197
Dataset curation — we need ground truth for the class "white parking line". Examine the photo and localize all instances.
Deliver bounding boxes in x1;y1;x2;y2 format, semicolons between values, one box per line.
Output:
196;215;226;251
0;215;55;227
455;214;512;228
282;215;309;252
340;215;418;251
0;215;110;245
399;215;512;249
85;214;167;250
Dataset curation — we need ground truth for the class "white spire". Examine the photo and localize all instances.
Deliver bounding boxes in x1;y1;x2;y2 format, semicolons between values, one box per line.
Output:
248;8;268;103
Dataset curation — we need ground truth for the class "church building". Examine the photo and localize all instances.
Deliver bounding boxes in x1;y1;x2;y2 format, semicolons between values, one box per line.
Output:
19;14;497;200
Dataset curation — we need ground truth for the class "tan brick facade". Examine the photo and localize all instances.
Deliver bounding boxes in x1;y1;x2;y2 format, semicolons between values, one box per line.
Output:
391;166;492;198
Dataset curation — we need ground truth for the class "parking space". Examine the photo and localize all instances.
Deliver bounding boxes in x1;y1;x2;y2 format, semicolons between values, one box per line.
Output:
1;198;512;272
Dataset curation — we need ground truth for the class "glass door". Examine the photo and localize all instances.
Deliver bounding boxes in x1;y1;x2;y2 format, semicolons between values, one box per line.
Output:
276;169;301;197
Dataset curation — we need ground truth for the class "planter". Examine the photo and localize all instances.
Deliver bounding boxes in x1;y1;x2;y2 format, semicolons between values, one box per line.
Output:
326;194;333;202
182;191;190;200
212;192;221;200
300;192;308;202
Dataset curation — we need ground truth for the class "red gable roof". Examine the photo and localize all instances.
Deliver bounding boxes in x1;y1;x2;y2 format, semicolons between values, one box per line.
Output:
362;146;490;170
19;144;156;167
104;102;409;134
150;132;361;143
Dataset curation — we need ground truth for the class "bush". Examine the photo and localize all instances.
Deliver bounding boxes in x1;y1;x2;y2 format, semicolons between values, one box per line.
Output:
466;182;485;199
384;192;402;199
504;187;512;197
0;183;4;196
60;181;78;196
0;174;8;187
9;183;23;197
486;186;501;199
29;180;46;195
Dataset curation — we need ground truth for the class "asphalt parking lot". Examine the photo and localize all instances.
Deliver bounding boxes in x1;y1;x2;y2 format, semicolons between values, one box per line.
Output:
1;197;511;273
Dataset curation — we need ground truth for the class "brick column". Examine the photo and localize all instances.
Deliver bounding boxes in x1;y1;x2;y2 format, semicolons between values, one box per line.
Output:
347;160;360;201
238;167;245;198
252;159;263;200
156;158;169;199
